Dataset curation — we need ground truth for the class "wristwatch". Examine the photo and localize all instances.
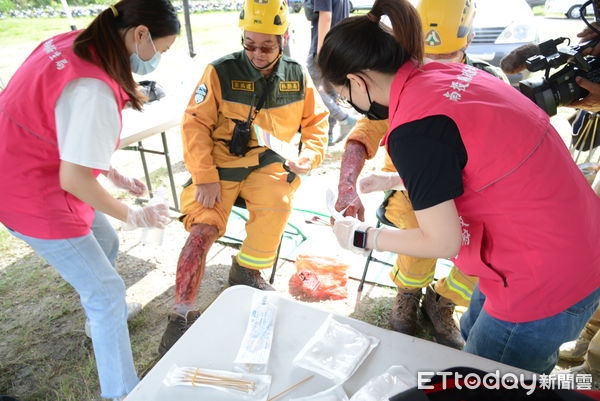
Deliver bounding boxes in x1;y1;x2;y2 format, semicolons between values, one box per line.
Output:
353;229;368;249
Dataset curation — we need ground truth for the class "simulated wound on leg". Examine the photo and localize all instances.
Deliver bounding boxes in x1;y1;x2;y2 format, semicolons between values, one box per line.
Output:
175;223;219;305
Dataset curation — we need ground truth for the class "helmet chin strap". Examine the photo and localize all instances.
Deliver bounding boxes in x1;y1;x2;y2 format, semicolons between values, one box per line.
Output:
250;52;282;71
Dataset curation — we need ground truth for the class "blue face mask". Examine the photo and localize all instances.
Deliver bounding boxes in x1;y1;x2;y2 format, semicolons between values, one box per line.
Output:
130;33;161;75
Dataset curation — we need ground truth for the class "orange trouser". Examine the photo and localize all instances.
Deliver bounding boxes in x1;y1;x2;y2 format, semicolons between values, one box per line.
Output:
180;163;300;270
384;190;478;307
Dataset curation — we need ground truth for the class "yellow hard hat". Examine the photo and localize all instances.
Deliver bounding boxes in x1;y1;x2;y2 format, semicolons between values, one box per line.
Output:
416;0;476;54
239;0;289;36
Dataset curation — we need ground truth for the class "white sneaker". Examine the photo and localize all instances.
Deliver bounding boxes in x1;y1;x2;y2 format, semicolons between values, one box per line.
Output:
85;302;142;338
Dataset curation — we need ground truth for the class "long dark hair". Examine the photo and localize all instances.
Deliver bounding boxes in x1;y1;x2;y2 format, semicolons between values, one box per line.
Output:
73;0;180;110
317;0;422;86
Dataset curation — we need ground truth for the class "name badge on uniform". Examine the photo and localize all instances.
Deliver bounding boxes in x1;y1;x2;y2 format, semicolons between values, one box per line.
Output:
279;81;300;92
231;80;255;91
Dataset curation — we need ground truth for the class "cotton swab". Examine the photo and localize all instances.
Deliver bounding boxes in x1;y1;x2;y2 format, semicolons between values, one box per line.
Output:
174;367;257;392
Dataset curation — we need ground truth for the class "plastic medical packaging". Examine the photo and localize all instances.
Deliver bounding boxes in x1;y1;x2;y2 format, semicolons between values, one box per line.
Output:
140;187;167;245
349;365;416;401
289;384;349;401
293;315;380;384
234;292;278;374
163;365;271;401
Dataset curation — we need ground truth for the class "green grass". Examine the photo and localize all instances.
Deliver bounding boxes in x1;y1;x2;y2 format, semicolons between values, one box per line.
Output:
351;295;394;329
0;246;173;401
532;5;546;15
0;16;94;45
0;11;241;48
0;254;90;400
0;11;244;83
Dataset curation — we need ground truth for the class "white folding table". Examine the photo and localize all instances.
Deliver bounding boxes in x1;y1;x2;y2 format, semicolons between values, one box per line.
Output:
125;285;528;400
119;95;187;211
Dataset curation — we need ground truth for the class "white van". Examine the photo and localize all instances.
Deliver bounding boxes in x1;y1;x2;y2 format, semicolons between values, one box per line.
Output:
545;0;594;19
349;0;374;12
467;0;540;84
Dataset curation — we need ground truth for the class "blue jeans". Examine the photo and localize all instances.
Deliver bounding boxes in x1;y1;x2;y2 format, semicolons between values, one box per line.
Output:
461;284;600;374
306;54;349;124
8;212;139;398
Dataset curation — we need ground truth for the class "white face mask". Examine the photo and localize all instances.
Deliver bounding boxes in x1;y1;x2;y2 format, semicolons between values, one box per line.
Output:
130;32;161;75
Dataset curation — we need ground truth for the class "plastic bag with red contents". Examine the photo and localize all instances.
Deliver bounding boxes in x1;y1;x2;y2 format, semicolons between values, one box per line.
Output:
289;254;349;301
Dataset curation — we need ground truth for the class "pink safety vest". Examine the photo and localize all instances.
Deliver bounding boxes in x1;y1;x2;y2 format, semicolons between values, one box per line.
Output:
382;60;600;323
0;30;130;239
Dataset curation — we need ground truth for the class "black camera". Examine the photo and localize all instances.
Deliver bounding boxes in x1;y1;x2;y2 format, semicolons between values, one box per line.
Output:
519;37;600;116
518;0;600;116
229;119;252;157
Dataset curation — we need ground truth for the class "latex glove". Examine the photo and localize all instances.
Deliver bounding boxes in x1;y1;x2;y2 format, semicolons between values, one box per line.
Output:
287;157;312;175
105;167;146;196
332;216;371;255
335;186;365;221
125;203;170;229
195;182;221;208
359;171;404;193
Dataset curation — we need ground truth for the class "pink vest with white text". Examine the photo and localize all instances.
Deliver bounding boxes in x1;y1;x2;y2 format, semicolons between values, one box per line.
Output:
0;30;130;239
382;61;600;322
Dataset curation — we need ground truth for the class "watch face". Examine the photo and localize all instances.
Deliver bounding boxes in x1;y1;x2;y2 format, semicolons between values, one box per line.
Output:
353;230;367;248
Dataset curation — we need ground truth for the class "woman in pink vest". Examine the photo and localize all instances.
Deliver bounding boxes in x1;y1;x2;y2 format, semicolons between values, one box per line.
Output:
321;0;600;374
0;0;179;399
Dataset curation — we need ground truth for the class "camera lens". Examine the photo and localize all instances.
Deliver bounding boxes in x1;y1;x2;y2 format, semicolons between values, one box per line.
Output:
519;78;559;116
553;78;587;110
519;64;590;116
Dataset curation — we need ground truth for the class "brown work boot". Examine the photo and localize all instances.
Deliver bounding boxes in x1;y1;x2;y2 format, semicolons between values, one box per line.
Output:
570;361;600;383
228;255;275;291
389;288;422;335
560;336;591;363
422;285;465;350
158;310;201;356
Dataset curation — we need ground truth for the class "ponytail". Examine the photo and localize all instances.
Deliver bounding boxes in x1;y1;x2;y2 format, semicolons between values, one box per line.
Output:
368;0;423;63
318;0;423;86
73;0;180;111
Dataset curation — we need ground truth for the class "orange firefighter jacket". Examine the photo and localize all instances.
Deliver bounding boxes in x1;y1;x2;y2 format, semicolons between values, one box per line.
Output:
182;51;329;185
